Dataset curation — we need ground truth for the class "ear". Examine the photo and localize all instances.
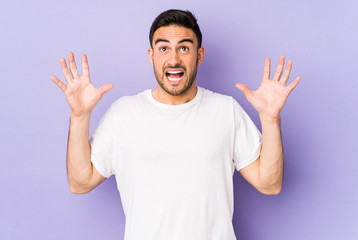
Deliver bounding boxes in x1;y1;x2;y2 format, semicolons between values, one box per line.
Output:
148;48;154;66
197;47;205;66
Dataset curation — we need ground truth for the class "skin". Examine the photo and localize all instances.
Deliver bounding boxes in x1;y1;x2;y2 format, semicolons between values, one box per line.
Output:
236;56;301;194
50;53;109;193
148;25;205;105
50;25;300;194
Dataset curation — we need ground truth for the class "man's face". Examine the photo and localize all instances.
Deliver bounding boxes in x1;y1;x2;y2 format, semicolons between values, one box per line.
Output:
148;25;205;96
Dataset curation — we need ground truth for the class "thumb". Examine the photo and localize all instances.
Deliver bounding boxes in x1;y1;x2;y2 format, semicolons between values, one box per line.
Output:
235;83;252;97
99;83;114;96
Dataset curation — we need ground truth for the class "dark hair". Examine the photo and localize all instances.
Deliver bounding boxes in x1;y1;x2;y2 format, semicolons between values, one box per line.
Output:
149;9;202;48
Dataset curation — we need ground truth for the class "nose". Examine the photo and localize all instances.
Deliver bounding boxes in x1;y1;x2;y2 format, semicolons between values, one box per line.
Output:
166;50;181;67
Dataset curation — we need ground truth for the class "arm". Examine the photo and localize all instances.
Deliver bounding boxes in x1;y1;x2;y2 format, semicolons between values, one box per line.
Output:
239;117;283;195
236;55;300;195
51;52;114;194
66;112;105;194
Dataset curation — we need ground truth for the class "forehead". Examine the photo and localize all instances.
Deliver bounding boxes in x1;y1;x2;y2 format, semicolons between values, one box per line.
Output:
153;25;197;45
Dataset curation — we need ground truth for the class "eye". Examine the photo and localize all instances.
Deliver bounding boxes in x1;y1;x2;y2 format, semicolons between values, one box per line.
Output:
180;46;189;52
159;47;167;52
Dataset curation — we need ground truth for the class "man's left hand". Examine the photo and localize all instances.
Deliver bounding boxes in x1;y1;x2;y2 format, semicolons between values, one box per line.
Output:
235;55;301;120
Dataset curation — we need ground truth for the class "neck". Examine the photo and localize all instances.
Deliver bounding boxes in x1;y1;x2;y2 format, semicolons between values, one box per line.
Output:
152;84;198;105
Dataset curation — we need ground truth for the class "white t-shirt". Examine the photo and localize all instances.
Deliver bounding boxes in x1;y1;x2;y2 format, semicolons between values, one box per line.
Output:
90;87;262;240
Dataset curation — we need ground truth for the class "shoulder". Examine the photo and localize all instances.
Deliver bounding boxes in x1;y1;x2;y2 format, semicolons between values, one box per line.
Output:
112;90;147;105
199;87;236;107
109;90;149;110
199;87;250;118
99;90;149;122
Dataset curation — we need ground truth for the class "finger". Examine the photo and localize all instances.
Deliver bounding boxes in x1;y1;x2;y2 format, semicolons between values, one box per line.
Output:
280;60;292;85
99;83;114;96
50;75;67;93
286;76;301;94
60;58;72;83
235;83;252;98
273;55;285;81
82;54;90;78
263;57;271;80
68;52;80;79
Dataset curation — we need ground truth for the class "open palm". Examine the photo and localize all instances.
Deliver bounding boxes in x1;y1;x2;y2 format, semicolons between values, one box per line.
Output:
50;52;113;116
236;55;300;120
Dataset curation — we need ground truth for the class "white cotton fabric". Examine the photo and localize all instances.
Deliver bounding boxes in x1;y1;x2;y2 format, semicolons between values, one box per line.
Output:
90;87;262;240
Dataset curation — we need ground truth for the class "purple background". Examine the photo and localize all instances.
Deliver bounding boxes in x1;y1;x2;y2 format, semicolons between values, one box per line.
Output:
1;0;357;239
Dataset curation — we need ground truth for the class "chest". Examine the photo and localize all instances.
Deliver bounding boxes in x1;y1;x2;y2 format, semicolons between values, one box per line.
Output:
113;103;236;206
119;107;233;165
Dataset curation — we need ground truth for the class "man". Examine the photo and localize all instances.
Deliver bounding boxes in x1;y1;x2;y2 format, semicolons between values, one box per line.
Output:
50;9;300;240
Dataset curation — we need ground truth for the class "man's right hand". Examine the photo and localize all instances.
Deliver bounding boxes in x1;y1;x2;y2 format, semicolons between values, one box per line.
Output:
51;52;111;193
50;52;114;116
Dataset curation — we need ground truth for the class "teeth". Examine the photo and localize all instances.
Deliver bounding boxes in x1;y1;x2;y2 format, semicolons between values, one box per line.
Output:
167;71;183;74
168;76;183;81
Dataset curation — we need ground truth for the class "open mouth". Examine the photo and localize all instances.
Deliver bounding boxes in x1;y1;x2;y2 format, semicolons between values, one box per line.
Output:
166;70;184;82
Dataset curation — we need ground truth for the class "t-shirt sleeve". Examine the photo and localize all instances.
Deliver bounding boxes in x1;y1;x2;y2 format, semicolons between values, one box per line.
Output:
232;98;263;171
89;104;117;178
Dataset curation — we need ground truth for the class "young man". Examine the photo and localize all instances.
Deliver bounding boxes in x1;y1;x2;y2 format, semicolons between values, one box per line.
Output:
51;9;300;240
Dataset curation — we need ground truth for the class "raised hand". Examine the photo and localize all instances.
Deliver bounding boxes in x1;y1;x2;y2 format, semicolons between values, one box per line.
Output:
50;52;114;117
235;55;300;120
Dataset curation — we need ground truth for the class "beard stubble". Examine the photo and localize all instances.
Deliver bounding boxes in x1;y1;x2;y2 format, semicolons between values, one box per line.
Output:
153;59;198;96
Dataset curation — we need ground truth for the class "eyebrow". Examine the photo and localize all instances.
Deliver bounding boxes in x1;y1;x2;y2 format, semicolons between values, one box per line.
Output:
154;38;194;45
154;38;169;45
178;38;194;44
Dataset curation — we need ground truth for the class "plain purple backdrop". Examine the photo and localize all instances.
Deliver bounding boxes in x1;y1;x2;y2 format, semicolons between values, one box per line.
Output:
1;0;357;239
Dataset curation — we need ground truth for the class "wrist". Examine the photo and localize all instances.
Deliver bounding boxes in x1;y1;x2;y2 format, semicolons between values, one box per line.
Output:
70;111;91;121
259;113;281;126
69;111;91;135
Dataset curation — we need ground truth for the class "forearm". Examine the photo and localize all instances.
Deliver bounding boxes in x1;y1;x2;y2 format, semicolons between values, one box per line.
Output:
258;115;284;194
67;112;93;192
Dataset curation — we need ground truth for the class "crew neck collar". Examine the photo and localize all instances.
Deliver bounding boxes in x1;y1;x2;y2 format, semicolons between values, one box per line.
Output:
146;87;203;110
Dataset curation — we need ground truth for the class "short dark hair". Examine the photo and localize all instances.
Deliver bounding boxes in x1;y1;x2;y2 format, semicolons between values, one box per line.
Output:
149;9;202;48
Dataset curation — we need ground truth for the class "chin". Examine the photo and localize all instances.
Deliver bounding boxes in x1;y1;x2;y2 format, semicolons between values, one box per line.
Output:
163;86;187;96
